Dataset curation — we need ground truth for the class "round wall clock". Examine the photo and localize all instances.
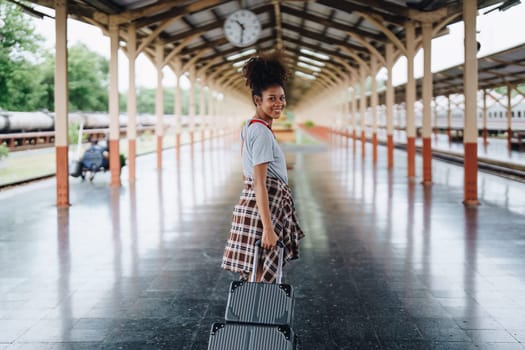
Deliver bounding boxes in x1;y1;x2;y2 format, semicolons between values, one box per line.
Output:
223;9;261;47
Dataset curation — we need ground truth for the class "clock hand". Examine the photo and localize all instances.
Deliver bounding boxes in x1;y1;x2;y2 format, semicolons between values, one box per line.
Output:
235;20;245;30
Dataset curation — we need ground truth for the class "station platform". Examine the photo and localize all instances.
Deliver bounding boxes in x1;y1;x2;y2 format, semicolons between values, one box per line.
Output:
1;133;525;350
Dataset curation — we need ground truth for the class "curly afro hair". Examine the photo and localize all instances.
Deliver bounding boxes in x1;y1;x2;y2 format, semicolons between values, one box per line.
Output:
242;51;288;101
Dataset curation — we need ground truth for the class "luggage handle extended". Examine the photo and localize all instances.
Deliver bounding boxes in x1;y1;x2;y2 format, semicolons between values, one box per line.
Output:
251;240;285;284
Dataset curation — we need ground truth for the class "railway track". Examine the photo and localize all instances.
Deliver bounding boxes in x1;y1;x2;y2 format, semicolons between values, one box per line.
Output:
393;143;525;183
0;126;156;151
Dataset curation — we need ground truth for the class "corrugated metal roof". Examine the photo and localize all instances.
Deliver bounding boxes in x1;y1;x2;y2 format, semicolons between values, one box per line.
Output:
27;0;504;106
385;43;525;104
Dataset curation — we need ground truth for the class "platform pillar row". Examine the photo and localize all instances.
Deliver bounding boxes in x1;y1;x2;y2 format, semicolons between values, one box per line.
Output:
386;43;395;169
405;20;416;179
360;66;367;158
463;0;480;206
127;22;137;183
369;56;377;163
109;20;121;187
155;41;164;170
422;21;433;186
54;0;69;207
482;89;488;145
506;85;513;150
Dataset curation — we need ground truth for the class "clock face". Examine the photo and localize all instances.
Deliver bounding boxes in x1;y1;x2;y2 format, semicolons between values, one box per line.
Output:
223;9;261;47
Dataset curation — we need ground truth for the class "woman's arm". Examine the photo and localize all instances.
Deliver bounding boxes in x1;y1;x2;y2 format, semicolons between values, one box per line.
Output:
253;162;279;250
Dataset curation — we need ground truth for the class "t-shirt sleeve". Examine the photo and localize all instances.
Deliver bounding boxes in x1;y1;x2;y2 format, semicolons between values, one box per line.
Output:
248;125;275;166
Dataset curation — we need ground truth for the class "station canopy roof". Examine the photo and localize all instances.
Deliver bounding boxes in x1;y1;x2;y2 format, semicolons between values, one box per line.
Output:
27;0;507;107
384;43;525;105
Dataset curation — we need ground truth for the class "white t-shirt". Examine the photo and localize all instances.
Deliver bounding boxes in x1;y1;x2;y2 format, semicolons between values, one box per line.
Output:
241;119;288;184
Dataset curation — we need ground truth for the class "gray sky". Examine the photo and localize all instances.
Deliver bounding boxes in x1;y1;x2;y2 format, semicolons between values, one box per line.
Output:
31;3;525;91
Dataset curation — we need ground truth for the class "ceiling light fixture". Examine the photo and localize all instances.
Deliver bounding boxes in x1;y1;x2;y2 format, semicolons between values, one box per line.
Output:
298;56;326;67
295;71;316;80
300;48;329;60
298;62;322;72
226;48;256;61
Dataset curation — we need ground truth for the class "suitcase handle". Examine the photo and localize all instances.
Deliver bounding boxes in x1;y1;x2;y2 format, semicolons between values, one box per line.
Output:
251;240;284;283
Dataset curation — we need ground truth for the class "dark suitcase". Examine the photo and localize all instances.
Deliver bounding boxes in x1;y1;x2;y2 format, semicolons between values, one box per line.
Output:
69;160;82;177
225;241;295;327
208;322;296;350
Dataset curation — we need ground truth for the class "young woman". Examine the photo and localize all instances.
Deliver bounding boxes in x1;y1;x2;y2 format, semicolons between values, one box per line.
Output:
221;52;304;283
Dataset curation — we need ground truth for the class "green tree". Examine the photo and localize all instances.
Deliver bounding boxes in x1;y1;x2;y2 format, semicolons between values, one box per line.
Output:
40;43;109;112
495;84;525;98
121;86;194;115
0;0;46;110
136;87;155;114
68;44;108;111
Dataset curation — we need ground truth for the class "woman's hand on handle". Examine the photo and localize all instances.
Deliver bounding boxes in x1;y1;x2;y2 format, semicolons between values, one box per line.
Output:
261;227;279;250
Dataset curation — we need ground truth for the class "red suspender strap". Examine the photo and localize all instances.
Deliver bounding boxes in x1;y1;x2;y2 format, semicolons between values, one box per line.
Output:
249;119;272;132
241;119;273;156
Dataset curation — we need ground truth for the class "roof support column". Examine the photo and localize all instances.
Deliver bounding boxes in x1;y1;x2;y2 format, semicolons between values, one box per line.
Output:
370;55;378;163
422;21;433;186
54;0;69;207
405;20;416;180
189;68;196;144
344;79;351;140
506;84;513;149
174;64;182;150
127;23;137;182
351;79;357;152
447;95;452;141
386;43;394;169
199;79;206;142
207;84;213;139
215;89;222;135
360;66;367;158
482;89;488;145
155;41;164;169
463;0;480;206
433;97;438;141
108;20;121;187
208;84;216;138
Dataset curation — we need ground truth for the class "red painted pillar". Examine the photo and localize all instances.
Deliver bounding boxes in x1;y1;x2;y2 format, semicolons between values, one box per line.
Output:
372;133;377;163
462;0;479;206
109;139;121;187
422;138;432;185
387;134;394;169
352;130;357;153
157;136;163;169
129;139;136;182
407;137;416;179
464;142;479;205
55;0;69;206
361;130;366;158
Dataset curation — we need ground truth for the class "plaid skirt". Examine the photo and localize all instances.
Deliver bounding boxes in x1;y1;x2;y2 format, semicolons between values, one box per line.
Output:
221;176;305;283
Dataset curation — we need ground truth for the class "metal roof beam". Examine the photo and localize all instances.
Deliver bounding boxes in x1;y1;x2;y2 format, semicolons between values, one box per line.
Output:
135;0;223;28
280;4;387;43
81;0;122;14
316;0;407;25
281;22;368;55
282;35;362;67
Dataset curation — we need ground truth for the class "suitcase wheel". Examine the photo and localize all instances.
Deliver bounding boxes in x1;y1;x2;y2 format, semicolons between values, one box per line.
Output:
279;284;292;297
277;325;292;340
210;322;225;335
230;280;244;292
